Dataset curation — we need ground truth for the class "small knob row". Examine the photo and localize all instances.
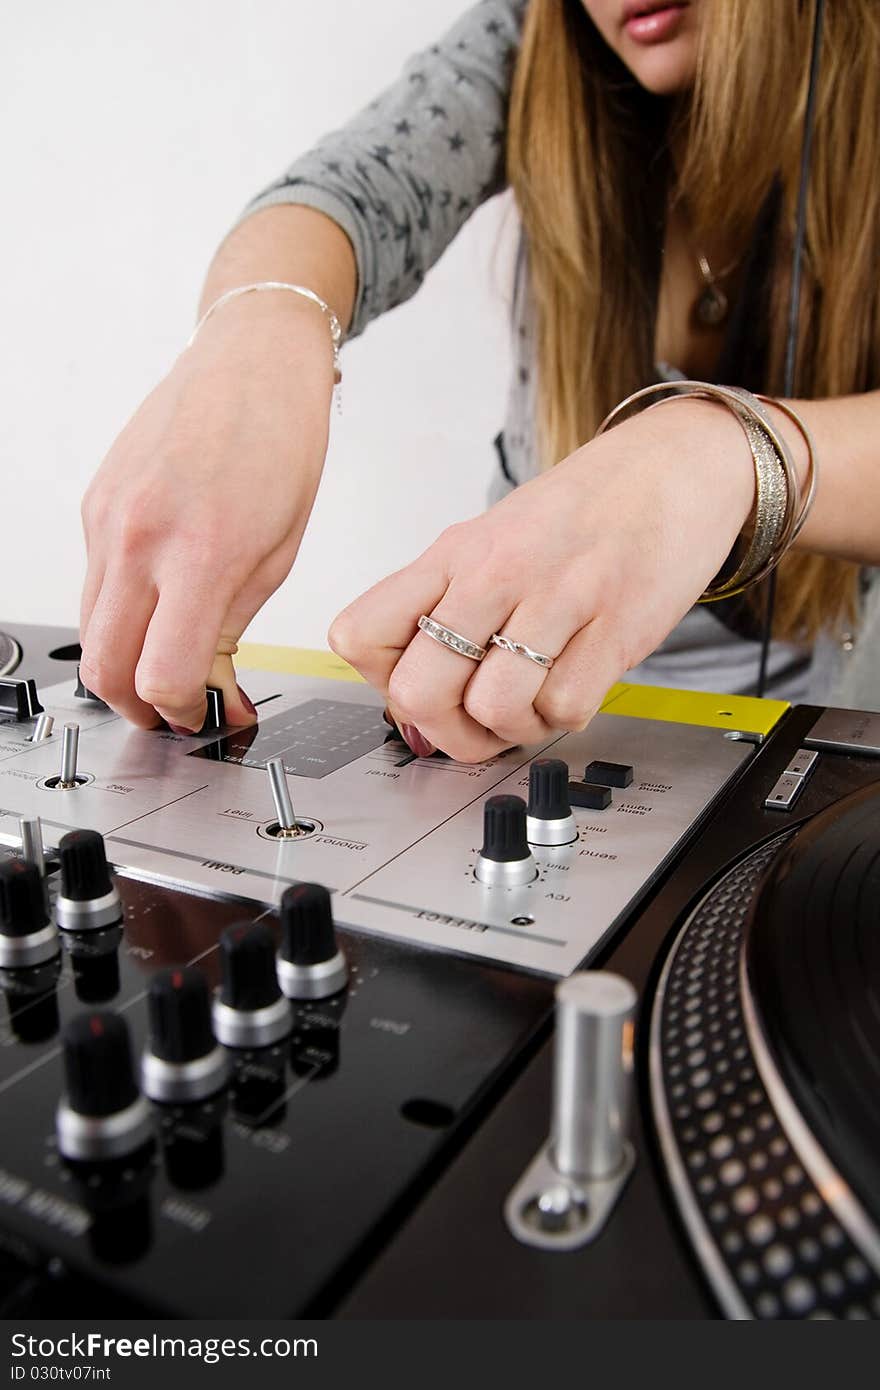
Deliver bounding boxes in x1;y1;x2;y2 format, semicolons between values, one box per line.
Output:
56;883;347;1158
212;885;348;1046
475;759;577;884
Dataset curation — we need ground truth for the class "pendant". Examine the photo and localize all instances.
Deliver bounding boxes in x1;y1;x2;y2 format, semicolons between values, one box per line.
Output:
695;282;729;328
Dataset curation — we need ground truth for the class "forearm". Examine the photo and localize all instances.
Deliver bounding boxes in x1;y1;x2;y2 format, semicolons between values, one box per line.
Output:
765;391;880;565
199;204;358;332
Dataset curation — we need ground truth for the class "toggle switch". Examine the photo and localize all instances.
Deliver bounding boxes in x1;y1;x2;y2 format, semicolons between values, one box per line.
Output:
19;816;46;881
30;713;54;743
44;723;87;790
263;757;315;839
474;795;537;887
267;756;297;836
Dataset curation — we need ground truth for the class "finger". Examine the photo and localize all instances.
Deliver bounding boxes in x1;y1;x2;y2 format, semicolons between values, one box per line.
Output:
79;557;106;653
533;615;624;732
79;564;162;728
463;599;575;745
327;549;451;693
386;580;516;760
135;570;238;732
215;539;308;727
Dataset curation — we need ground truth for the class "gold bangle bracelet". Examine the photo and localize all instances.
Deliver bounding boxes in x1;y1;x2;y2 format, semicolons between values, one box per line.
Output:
754;395;818;546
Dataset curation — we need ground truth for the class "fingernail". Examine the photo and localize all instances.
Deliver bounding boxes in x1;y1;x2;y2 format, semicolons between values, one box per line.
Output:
237;686;257;716
400;723;436;758
167;723;194;736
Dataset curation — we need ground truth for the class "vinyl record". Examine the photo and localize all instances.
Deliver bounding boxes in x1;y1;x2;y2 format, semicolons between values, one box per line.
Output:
745;782;880;1227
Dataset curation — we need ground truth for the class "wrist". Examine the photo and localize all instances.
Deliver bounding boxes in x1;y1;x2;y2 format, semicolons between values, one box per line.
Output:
183;290;338;395
625;395;758;529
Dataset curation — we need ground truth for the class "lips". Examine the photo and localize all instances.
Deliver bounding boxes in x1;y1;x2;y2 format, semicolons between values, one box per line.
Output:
622;0;688;19
622;1;690;45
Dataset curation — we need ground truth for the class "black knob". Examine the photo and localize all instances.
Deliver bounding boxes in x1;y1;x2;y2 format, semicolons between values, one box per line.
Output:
277;884;347;1000
57;831;121;933
144;965;229;1101
0;677;43;721
59;830;113;901
62;1011;139;1117
219;923;282;1012
280;883;337;965
527;759;571;821
0;860;48;938
480;795;530;863
148;967;215;1063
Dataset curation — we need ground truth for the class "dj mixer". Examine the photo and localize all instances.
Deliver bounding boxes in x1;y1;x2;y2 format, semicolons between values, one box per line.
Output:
0;621;878;1320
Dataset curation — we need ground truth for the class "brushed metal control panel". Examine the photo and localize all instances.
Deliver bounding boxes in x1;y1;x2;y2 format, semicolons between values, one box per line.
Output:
0;671;752;976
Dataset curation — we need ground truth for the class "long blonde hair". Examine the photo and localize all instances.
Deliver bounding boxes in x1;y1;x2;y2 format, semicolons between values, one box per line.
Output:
507;0;880;640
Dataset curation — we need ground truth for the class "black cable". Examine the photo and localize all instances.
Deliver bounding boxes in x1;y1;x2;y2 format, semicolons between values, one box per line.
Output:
755;0;825;697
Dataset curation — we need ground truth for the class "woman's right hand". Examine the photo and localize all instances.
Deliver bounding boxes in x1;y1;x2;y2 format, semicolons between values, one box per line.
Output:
79;292;336;732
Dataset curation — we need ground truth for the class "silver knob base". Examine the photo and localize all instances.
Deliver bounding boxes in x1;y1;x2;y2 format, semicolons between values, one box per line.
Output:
56;1094;153;1162
0;923;59;970
141;1045;230;1104
55;888;122;933
474;853;537;887
277;949;348;1001
526;813;578;847
211;994;291;1050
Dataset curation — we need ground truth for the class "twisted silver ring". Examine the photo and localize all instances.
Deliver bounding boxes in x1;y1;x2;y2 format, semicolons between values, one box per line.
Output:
417;615;487;662
489;633;555;669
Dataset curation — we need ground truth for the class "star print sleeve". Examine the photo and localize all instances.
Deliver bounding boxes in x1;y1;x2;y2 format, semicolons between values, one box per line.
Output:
236;0;527;339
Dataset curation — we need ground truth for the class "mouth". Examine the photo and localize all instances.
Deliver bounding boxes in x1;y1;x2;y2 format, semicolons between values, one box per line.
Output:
622;1;690;46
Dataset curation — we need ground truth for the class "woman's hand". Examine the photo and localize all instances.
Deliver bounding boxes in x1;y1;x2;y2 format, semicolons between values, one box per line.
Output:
79;293;336;732
329;400;755;761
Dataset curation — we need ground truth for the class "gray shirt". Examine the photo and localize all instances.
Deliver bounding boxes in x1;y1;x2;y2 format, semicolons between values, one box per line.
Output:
241;0;835;704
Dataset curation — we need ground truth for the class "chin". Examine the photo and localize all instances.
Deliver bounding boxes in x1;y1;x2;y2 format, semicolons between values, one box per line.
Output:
620;41;697;95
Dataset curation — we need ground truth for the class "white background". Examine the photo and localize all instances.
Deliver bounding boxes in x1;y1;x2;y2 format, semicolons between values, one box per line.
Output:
2;1;513;649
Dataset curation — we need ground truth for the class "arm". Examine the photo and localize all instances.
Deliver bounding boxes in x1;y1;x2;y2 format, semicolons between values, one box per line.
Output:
238;0;526;337
329;391;880;762
767;391;880;563
80;205;354;734
80;0;525;733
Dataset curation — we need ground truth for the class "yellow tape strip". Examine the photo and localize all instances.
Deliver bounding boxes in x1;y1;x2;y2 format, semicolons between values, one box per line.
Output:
600;681;787;737
237;646;787;736
236;642;364;683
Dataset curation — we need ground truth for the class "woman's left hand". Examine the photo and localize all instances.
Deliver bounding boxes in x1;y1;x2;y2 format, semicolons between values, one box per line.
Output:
328;400;756;762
